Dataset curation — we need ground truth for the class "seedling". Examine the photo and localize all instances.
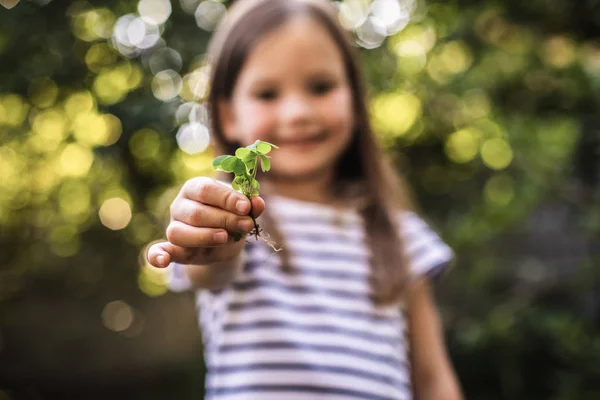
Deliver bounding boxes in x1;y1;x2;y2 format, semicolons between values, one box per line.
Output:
212;140;280;250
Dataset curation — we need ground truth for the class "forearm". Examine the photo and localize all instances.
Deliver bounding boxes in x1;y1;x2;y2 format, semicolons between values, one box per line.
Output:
414;373;463;400
184;251;245;290
409;279;463;400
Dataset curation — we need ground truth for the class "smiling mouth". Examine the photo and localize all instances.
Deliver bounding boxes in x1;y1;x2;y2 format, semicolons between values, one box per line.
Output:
279;133;328;146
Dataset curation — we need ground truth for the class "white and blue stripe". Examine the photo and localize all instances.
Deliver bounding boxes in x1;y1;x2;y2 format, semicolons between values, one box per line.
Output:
169;195;453;399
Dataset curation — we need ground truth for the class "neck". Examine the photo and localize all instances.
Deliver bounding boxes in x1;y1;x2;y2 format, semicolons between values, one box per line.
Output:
266;171;336;205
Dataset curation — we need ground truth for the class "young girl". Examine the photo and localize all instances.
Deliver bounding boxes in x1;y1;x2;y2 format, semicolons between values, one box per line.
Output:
147;0;463;398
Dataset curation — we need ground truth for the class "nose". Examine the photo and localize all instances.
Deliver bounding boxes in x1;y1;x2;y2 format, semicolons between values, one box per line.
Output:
279;93;314;127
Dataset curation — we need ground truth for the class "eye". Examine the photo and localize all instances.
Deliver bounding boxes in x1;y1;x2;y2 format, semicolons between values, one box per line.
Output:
310;81;335;96
255;89;278;101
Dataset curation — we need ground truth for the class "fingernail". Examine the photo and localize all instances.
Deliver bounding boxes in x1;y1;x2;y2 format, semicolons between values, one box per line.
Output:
214;231;228;243
236;200;248;213
156;255;165;266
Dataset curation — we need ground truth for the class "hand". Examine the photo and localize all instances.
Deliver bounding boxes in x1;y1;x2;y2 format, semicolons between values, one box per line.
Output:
146;177;265;268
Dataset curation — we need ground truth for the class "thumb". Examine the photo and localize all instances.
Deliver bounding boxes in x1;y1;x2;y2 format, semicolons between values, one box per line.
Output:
250;195;266;218
146;241;194;268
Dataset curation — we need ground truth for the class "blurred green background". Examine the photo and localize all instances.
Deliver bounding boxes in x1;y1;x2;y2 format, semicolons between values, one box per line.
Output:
1;0;599;399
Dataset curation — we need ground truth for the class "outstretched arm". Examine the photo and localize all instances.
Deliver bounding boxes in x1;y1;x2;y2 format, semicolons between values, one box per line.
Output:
407;279;463;400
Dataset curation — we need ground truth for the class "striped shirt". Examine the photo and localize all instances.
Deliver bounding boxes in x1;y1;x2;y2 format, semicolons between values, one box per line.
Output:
169;195;454;400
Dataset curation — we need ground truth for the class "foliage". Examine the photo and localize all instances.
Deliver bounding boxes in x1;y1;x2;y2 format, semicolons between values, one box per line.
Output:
212;140;279;245
212;140;277;197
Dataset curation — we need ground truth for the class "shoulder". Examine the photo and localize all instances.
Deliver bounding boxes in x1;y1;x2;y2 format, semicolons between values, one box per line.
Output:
396;210;455;280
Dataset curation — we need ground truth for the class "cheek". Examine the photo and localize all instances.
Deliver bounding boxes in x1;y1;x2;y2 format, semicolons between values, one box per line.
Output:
234;101;276;144
320;88;354;135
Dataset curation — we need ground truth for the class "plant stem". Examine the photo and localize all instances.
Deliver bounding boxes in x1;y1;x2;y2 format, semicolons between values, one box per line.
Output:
247;157;260;239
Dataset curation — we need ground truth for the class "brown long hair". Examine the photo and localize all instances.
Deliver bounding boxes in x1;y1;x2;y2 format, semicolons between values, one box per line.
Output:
206;0;414;304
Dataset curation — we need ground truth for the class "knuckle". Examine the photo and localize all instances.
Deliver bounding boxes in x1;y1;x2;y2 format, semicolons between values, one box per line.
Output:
224;189;238;211
193;177;212;201
187;205;203;226
165;224;178;243
182;178;198;193
221;212;231;229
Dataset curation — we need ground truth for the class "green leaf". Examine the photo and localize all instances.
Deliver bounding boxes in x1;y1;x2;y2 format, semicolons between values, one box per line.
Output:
235;147;256;162
233;158;246;176
251;189;259;196
219;155;239;172
258;140;278;149
246;140;260;151
251;179;260;189
235;147;250;158
256;142;271;154
246;158;257;172
259;154;271;172
212;155;230;169
231;180;240;190
247;140;278;153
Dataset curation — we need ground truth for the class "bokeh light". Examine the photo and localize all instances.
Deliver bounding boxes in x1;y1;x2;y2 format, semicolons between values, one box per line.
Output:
541;35;577;69
58;143;94;177
138;0;173;25
48;225;81;258
147;47;183;74
129;128;161;160
151;69;183;101
355;16;388;49
480;137;513;170
30;109;68;151
73;112;122;147
99;198;133;231
370;0;411;35
57;180;92;224
195;0;227;31
85;43;118;73
372;92;422;140
112;13;162;56
445;128;480;164
339;0;417;48
0;94;29;127
180;0;202;14
484;173;515;206
64;91;96;120
72;8;116;42
180;65;211;101
176;122;210;154
394;40;427;75
101;300;134;332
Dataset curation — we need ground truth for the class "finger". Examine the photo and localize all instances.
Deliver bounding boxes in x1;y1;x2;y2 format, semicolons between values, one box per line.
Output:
166;221;230;248
249;196;265;218
147;241;214;267
182;177;251;215
172;199;255;233
147;241;176;268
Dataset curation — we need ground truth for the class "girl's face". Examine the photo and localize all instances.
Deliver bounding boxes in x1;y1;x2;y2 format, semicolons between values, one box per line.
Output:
219;16;355;182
